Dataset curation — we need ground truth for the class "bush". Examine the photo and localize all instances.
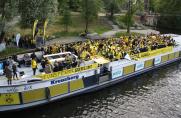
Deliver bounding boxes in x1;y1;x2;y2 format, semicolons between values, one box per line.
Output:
113;15;134;29
157;16;181;30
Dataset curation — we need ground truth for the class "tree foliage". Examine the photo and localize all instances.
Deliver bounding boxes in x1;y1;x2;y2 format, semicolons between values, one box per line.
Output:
103;0;125;19
126;0;144;33
61;0;72;32
150;0;181;30
0;0;18;42
81;0;102;33
58;0;80;13
0;0;18;21
19;0;57;27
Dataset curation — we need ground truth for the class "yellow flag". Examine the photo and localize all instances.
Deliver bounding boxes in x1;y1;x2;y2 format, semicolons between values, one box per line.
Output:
33;20;38;39
43;19;49;39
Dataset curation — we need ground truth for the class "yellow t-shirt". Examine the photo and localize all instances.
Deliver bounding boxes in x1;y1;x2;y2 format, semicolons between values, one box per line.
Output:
31;59;37;69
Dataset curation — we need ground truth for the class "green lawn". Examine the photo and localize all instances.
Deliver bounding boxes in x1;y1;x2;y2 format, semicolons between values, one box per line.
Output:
8;13;112;38
0;47;27;59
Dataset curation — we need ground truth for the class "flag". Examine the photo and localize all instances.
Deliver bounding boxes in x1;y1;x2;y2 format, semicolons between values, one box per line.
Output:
43;19;49;39
33;20;38;39
124;53;131;60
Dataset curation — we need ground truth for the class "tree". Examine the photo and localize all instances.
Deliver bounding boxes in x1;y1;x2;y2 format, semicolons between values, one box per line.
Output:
0;0;18;43
68;0;81;11
61;2;72;32
103;0;125;20
149;0;160;13
58;0;80;13
81;0;102;34
19;0;57;27
126;0;144;33
155;0;181;30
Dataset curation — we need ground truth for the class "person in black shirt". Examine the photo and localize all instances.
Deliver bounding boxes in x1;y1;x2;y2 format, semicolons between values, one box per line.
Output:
12;64;18;80
31;52;37;59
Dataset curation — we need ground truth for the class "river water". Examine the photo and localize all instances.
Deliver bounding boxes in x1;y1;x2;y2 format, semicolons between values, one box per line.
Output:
2;61;181;118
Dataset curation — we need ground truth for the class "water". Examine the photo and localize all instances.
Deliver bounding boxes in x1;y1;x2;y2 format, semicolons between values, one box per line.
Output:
2;61;181;118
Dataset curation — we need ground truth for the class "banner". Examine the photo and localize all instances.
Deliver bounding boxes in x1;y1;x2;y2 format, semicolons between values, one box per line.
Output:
36;63;98;80
0;93;20;106
112;68;123;79
137;46;173;59
33;20;38;39
135;62;145;71
43;19;48;39
154;56;161;65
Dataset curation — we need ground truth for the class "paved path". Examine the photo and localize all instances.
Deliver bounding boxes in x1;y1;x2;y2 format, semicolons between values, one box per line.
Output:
46;36;84;45
101;29;160;38
46;29;160;45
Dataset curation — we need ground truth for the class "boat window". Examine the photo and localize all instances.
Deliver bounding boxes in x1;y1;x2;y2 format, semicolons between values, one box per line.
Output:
0;62;3;76
49;55;61;59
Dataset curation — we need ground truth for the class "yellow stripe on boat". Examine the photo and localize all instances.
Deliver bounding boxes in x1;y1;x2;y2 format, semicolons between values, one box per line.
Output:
161;55;169;62
70;79;84;92
175;52;180;58
49;83;68;97
123;65;135;75
144;59;153;68
22;88;46;103
36;63;98;80
168;53;175;60
138;46;173;59
0;93;20;106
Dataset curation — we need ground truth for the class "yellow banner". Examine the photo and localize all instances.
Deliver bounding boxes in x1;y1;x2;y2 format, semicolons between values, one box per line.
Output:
33;20;38;39
36;63;98;80
137;46;173;59
0;93;20;106
43;19;48;39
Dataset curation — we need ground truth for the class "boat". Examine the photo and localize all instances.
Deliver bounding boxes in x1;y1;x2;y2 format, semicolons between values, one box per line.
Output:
0;34;181;112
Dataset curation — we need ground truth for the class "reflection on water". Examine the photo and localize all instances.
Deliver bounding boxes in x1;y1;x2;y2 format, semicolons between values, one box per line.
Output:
2;61;181;118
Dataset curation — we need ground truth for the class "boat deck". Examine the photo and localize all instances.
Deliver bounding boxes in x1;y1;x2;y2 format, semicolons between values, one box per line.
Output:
0;34;181;87
0;64;42;86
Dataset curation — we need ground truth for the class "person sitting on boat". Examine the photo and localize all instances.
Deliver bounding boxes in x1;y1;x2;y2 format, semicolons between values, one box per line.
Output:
23;53;31;67
53;61;59;72
65;54;72;69
44;62;53;74
40;58;46;72
58;61;64;71
31;57;37;75
4;64;12;85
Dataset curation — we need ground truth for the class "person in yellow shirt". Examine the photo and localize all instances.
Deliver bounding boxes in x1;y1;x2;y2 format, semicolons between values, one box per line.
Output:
31;58;37;75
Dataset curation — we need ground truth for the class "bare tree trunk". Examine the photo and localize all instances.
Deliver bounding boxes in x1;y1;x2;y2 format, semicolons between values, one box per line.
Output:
127;0;131;34
85;18;89;34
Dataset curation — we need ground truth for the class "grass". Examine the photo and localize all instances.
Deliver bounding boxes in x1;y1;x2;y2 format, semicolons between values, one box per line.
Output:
0;47;27;59
8;13;112;38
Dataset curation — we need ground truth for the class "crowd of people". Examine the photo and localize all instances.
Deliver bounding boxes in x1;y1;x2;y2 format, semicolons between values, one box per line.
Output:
42;34;176;61
2;34;176;85
3;34;37;48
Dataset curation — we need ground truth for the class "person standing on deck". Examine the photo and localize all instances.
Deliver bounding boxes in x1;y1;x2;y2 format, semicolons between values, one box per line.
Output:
12;63;18;80
31;58;37;75
4;64;13;85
